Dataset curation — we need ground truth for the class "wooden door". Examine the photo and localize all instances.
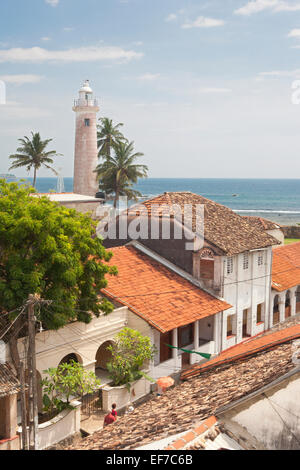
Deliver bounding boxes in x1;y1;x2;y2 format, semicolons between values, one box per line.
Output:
242;310;248;338
160;332;172;363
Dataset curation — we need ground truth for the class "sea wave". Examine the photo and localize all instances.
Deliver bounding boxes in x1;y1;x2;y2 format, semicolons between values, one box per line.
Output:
234;209;300;214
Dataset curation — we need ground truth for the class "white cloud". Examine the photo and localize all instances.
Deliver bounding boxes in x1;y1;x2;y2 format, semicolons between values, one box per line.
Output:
197;87;232;94
165;13;177;22
0;74;44;84
137;73;161;81
0;102;51;119
288;28;300;37
63;27;74;32
182;16;225;29
41;37;51;41
258;69;300;77
0;46;143;63
45;0;59;6
234;0;300;16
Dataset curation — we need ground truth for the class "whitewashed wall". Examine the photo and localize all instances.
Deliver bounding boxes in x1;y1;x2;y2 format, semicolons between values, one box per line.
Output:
16;306;128;379
220;372;300;450
221;247;273;350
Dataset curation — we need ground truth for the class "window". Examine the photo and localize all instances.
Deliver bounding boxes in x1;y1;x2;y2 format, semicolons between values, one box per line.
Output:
200;259;214;280
178;324;194;348
257;304;263;323
227;257;233;275
84;118;90;127
227;314;235;337
199;249;214;280
258;253;264;266
243;253;249;270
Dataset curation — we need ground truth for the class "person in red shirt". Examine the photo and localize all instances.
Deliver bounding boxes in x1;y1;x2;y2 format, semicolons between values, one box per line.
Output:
111;403;117;418
103;412;116;427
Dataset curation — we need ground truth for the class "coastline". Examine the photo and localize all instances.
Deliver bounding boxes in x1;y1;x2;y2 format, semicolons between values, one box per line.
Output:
9;176;300;227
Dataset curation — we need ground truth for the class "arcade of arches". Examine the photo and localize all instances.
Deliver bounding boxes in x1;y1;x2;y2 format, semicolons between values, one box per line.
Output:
271;286;300;327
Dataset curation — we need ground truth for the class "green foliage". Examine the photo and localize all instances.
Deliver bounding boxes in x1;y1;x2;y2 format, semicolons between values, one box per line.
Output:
9;132;62;187
0;180;117;330
97;117;126;159
41;360;101;412
96;140;148;208
107;328;156;387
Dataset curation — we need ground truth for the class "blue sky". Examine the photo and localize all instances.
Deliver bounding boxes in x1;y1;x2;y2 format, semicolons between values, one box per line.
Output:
1;0;300;178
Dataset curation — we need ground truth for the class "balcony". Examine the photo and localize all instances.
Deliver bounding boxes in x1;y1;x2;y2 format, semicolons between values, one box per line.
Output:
74;98;99;108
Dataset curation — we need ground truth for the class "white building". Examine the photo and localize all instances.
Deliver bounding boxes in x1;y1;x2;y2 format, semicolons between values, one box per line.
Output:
106;192;284;355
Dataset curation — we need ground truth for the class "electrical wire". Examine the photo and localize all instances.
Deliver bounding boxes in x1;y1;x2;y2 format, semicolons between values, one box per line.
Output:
263;392;300;448
0;309;26;341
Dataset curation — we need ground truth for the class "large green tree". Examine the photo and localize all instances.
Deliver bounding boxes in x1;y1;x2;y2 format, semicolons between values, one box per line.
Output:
9;132;61;187
97;117;126;159
96;140;148;208
0;180;117;369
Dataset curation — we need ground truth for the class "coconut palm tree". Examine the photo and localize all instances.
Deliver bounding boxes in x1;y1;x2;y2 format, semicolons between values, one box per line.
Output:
97;117;126;159
96;140;148;208
9;132;62;188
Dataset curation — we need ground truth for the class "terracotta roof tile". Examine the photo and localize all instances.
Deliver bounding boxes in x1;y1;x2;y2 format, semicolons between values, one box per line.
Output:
243;216;281;231
128;192;278;255
66;329;297;450
272;242;300;292
181;323;300;379
0;363;20;398
104;245;231;333
166;416;218;450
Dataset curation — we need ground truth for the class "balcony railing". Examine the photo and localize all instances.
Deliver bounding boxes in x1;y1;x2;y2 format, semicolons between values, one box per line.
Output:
74;98;99;108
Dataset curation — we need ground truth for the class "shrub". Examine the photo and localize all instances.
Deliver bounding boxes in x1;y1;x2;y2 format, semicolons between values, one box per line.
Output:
41;360;101;413
107;328;156;388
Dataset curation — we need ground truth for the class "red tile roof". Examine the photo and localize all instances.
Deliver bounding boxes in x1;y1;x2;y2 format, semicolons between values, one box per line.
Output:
103;245;231;333
181;323;300;380
165;416;218;450
128;192;278;255
243;216;281;231
272;242;300;292
66;332;296;450
0;363;20;398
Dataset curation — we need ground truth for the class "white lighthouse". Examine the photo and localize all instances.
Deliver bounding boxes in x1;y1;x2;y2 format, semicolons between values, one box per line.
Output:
73;80;100;197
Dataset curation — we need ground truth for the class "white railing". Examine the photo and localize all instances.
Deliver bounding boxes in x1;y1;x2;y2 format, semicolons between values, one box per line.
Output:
74;98;98;107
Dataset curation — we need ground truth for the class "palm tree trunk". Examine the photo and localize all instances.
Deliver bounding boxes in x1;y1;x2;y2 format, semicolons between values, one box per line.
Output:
33;167;37;188
113;189;119;209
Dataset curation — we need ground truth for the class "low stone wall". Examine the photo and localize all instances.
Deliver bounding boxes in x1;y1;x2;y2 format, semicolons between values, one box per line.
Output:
102;376;151;413
37;401;81;450
18;400;81;450
281;226;300;239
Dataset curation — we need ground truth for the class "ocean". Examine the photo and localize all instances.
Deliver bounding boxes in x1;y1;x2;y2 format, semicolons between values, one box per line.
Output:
14;177;300;226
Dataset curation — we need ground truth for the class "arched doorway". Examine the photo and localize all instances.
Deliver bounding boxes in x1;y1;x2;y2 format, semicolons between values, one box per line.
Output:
273;295;280;325
95;341;114;371
95;341;115;384
59;353;82;366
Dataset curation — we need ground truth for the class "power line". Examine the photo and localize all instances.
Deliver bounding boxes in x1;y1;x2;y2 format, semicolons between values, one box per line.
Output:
0;309;25;341
263;392;300;448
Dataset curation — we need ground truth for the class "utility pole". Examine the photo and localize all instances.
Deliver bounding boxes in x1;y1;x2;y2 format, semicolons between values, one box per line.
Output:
19;360;28;450
26;294;52;450
27;294;38;450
